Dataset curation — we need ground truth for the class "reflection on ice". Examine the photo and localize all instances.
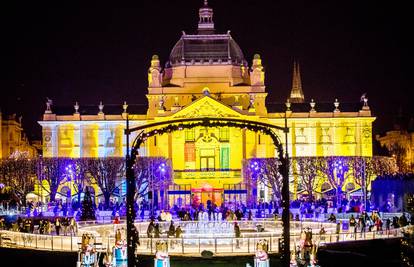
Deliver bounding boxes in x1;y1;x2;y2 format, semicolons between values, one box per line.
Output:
182;212;235;244
183;221;234;237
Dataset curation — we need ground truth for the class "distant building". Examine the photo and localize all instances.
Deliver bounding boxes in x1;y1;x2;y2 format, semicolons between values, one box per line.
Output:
376;113;414;173
0;113;38;159
38;1;374;207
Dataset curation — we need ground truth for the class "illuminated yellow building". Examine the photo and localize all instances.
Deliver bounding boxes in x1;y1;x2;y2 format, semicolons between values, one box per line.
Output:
1;113;38;159
38;1;374;206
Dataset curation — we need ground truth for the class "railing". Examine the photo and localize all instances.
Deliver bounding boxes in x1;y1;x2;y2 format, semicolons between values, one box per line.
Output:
0;231;79;251
78;220;339;238
0;227;411;255
1;223;411;256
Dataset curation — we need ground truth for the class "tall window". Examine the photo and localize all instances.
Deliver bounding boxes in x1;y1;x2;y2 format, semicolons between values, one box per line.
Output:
185;129;195;142
220;146;230;169
184;143;196;169
185;143;195;162
219;127;229;142
200;148;215;171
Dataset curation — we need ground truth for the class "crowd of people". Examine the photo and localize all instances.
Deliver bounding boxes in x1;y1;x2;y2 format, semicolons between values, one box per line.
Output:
3;194;391;223
144;219;183;248
324;210;414;239
0;215;78;236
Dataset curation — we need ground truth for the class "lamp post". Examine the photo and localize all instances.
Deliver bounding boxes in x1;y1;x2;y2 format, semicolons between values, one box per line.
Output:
125;114;137;267
333;159;347;209
362;159;368;212
65;164;73;211
249;161;260;207
150;161;154;218
158;163;166;210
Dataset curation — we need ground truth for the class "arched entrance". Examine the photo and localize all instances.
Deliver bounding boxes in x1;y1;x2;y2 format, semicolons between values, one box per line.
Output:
125;117;290;266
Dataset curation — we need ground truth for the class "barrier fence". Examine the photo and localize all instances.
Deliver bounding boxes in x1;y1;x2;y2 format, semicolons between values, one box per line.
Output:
1;224;412;256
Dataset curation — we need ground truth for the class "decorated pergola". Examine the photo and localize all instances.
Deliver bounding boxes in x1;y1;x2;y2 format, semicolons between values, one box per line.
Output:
125;116;290;267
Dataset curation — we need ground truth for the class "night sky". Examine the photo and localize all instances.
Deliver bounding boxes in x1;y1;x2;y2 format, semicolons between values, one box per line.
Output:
2;0;412;142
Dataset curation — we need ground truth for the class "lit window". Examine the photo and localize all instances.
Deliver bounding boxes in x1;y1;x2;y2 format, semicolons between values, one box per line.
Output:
219;127;229;141
185;129;195;142
200;148;215;171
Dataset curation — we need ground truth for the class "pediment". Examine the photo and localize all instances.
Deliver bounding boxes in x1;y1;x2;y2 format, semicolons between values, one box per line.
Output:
172;96;242;118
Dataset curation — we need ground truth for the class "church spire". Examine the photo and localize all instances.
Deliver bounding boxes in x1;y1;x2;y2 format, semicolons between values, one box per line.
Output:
198;0;215;34
289;60;305;103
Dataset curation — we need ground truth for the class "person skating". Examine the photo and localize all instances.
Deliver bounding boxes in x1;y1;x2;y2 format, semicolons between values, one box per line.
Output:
55;218;61;235
146;219;155;248
168;221;175;237
175;225;182;238
336;222;341;242
349;215;356;238
154;223;160;238
131;224;140;254
328;213;336;223
168;221;176;249
69;217;77;235
234;222;241;248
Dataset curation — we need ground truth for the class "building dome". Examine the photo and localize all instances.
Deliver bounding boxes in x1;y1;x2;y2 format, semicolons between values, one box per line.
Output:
168;1;246;67
169;33;246;66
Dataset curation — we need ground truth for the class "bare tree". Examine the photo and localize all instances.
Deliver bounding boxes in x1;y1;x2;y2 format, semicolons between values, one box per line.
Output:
317;156;352;207
291;157;320;201
0;157;36;206
244;158;283;204
350;156;398;207
87;157;125;210
67;158;89;205
133;157;172;201
37;157;68;202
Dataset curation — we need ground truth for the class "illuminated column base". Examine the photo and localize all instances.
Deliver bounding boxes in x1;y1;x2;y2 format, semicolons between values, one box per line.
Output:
154;257;170;267
81;252;97;267
254;258;270;267
114;246;128;262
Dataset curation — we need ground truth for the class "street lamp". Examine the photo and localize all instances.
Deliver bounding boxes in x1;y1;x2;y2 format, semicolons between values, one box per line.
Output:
249;161;261;207
250;161;259;172
333;159;347;209
155;162;167;212
65;164;74;212
158;163;166;173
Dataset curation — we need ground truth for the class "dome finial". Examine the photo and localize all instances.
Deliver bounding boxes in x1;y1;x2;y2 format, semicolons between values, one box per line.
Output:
198;0;214;34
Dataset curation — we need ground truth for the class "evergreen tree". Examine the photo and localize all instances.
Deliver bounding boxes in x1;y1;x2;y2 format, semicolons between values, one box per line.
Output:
80;187;96;221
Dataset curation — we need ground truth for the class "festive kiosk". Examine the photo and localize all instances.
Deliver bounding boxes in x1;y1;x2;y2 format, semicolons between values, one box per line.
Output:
113;228;127;262
79;233;97;267
254;239;270;267
154;240;170;267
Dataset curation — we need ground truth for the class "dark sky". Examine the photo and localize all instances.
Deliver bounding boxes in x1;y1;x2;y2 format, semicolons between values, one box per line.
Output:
1;0;412;141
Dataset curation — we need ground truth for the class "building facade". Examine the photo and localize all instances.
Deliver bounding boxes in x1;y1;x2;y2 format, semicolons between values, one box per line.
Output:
1;113;38;159
38;2;374;207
